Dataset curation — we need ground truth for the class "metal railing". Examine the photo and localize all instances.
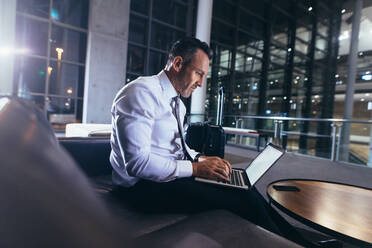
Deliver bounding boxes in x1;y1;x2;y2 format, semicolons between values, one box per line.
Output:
188;113;372;166
224;115;372;165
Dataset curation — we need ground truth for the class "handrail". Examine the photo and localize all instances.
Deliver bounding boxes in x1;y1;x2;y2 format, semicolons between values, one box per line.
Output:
223;115;372;124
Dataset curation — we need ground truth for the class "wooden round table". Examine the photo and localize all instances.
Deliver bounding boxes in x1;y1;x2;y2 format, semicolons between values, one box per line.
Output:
267;179;372;247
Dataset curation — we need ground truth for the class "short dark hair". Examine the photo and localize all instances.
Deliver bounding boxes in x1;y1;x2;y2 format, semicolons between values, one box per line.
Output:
166;37;213;67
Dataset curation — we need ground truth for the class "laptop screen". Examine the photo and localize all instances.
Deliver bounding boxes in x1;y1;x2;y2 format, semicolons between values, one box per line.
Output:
245;145;284;186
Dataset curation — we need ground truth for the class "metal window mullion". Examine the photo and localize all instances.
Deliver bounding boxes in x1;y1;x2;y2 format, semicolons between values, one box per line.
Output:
49;57;85;66
152;18;185;32
185;0;193;36
149;46;168;54
300;0;318;151
52;20;88;33
16;12;50;23
127;41;147;49
281;1;296;116
44;0;53;116
144;0;153;75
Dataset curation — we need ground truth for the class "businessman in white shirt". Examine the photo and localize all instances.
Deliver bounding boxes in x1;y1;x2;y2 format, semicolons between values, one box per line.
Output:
110;38;306;245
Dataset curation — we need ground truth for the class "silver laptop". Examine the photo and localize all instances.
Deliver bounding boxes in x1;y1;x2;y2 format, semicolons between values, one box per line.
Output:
195;143;285;190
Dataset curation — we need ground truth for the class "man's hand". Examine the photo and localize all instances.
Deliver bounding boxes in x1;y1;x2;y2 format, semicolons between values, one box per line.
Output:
192;156;231;181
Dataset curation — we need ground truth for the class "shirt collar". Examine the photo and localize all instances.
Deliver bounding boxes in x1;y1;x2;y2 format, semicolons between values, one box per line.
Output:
158;70;179;101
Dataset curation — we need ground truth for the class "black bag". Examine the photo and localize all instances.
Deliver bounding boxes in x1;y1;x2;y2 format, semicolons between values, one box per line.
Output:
185;122;226;158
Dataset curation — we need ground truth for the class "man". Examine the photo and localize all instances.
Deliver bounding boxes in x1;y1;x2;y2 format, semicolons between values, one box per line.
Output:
110;38;305;245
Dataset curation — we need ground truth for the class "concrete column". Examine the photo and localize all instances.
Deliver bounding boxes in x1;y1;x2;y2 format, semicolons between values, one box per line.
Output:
339;0;362;161
190;0;213;123
0;0;16;95
83;0;130;123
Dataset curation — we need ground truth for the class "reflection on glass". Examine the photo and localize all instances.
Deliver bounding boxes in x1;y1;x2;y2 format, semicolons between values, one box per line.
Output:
13;56;46;94
48;61;83;97
127;45;145;73
52;0;89;28
153;0;187;28
50;25;87;63
17;0;50;18
151;23;184;51
129;15;147;45
15;16;48;57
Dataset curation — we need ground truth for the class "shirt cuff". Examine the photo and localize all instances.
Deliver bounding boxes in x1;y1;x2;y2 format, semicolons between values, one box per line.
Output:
176;160;193;178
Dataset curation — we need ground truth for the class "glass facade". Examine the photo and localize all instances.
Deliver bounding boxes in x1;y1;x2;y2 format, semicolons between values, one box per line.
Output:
126;0;196;82
206;0;342;157
14;0;89;129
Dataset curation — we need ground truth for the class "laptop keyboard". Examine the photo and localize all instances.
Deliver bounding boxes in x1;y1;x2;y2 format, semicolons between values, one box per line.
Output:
219;170;244;187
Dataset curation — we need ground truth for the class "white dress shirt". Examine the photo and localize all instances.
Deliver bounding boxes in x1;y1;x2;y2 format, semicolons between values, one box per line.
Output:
110;70;199;187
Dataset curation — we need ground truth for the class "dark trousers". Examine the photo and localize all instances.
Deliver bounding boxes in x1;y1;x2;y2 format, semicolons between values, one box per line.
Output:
112;178;308;246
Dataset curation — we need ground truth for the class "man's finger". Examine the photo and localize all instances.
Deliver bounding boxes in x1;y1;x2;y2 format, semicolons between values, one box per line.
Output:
213;170;229;181
214;167;229;179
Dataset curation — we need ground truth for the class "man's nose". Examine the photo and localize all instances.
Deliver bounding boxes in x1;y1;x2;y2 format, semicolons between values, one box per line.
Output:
197;78;204;87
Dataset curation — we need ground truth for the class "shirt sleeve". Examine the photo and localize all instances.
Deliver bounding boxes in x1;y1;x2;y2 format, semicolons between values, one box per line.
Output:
113;84;193;182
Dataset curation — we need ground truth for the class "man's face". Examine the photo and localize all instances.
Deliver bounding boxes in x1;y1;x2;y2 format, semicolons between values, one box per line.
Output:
175;49;210;98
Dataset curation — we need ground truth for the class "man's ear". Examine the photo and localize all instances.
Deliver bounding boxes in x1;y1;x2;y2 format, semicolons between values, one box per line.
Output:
172;56;183;72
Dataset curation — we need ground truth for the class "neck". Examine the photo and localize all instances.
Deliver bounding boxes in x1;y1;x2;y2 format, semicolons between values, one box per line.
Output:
164;69;180;95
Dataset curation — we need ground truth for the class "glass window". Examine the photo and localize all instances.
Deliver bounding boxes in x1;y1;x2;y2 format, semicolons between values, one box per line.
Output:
48;61;84;97
238;32;264;57
150;22;184;51
52;0;89;28
149;51;167;75
315;36;327;52
129;15;147;45
295;39;309;55
46;96;76;116
268;69;285;90
296;26;312;43
50;25;87;63
14;56;46;94
240;1;266;18
153;0;187;28
315;50;326;61
127;45;146;74
15;16;48;57
211;21;235;46
131;0;149;15
235;52;262;74
17;0;50;18
271;9;289;47
270;45;287;67
213;0;235;24
239;12;265;38
317;22;328;37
